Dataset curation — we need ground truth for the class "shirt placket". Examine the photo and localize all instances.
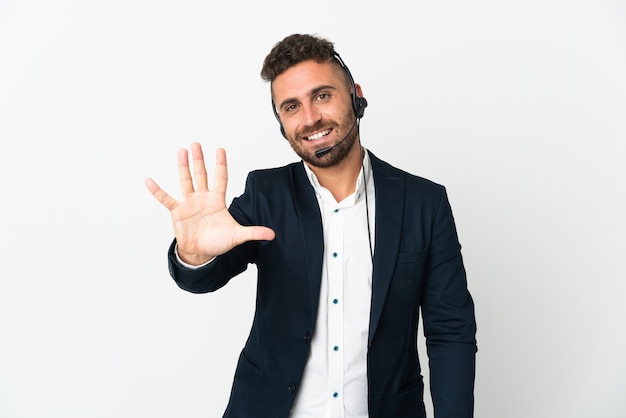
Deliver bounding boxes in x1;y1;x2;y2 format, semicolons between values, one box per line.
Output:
327;204;345;418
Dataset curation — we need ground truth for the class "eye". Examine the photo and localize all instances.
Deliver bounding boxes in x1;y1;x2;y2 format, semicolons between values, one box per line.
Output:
284;103;299;113
316;92;331;102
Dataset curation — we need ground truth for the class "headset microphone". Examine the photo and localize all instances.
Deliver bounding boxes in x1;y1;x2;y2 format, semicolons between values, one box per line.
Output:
314;117;358;158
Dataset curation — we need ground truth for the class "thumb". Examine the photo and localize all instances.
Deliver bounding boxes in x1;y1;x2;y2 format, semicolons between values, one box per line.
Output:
235;225;276;245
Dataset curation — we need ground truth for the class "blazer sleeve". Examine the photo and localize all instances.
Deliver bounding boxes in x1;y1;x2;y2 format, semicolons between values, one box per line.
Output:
421;186;477;418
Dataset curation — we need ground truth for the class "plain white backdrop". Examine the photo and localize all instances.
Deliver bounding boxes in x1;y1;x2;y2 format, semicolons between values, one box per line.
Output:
1;0;625;417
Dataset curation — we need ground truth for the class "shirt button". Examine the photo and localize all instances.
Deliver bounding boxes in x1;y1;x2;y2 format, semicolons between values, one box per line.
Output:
333;392;339;398
332;252;338;258
333;298;339;304
304;332;311;343
288;383;297;394
333;345;339;351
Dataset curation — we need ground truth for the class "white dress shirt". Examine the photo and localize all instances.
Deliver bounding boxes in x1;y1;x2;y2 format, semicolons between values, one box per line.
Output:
289;152;375;418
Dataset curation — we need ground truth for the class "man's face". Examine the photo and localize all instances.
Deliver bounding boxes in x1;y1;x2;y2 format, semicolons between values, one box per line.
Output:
272;60;357;168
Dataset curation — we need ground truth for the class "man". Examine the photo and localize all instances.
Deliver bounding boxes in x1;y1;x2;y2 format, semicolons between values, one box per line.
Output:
146;34;477;418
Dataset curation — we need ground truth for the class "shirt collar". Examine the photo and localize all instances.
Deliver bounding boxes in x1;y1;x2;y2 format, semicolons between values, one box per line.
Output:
303;149;372;206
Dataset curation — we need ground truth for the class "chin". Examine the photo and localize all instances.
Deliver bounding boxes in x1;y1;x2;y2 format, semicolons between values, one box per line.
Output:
300;138;355;168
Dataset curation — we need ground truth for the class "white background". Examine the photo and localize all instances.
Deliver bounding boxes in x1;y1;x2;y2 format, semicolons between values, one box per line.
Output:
1;1;625;417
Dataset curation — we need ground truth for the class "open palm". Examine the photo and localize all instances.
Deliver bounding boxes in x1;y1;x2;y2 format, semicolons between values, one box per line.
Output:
145;143;275;265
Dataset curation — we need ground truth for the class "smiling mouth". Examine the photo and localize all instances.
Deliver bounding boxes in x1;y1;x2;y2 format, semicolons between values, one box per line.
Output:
303;129;332;141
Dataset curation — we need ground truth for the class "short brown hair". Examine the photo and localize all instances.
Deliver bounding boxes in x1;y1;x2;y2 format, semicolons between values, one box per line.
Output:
261;34;340;82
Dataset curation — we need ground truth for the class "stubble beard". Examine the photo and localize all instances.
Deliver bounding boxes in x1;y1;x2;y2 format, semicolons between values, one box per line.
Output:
288;109;358;168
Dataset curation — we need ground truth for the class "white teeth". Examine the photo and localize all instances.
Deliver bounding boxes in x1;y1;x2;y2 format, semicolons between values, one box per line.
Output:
305;129;330;141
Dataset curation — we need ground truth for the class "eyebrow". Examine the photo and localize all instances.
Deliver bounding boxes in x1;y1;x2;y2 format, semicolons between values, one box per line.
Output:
277;84;337;112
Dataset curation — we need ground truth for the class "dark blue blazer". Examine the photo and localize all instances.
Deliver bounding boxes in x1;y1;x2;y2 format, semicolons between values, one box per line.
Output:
168;151;477;418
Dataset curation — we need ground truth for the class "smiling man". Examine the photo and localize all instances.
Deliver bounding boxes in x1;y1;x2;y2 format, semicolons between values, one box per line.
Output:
146;33;477;418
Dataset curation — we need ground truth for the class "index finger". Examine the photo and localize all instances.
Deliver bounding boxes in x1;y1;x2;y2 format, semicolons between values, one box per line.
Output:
212;148;228;195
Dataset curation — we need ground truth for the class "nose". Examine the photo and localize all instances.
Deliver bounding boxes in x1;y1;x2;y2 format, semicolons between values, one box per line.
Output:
301;102;322;128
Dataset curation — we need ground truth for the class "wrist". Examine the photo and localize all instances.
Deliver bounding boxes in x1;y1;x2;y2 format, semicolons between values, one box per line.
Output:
177;249;214;266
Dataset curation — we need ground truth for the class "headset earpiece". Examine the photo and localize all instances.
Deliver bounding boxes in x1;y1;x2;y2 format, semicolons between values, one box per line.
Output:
354;96;368;119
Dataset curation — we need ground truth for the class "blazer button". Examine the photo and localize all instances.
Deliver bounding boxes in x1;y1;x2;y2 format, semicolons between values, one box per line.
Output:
288;383;297;394
303;332;311;343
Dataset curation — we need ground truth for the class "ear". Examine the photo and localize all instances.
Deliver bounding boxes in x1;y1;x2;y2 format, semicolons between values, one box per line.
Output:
355;83;364;98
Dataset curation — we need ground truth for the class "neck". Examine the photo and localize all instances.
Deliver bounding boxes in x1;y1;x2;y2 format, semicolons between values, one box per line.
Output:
307;139;364;202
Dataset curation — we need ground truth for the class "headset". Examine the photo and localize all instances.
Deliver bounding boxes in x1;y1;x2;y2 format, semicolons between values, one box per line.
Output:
270;53;373;257
271;53;368;139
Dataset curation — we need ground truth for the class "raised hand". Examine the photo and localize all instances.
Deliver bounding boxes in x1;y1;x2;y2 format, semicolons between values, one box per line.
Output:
145;143;275;265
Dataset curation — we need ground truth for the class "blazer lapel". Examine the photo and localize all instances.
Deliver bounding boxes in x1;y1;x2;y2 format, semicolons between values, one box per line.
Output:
291;162;325;319
368;152;405;345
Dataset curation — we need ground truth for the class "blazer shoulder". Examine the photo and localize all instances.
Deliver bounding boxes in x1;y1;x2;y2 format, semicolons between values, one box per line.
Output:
248;161;301;177
369;151;446;196
245;161;304;187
